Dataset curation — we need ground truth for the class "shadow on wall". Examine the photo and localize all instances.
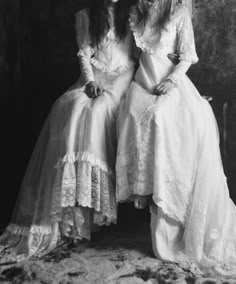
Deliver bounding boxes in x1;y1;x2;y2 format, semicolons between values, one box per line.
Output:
191;0;236;198
1;0;236;229
1;0;87;229
192;0;236;98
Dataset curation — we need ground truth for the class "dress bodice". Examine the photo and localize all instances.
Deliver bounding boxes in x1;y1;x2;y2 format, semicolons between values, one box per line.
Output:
75;9;134;76
129;5;198;63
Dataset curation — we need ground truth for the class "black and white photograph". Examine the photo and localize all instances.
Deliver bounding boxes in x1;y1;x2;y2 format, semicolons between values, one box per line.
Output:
1;0;236;283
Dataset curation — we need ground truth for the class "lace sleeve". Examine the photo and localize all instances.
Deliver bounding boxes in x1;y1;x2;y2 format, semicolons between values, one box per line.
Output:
75;9;95;84
177;7;199;64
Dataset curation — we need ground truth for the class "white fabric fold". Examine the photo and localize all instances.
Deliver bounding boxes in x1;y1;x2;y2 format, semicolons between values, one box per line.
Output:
116;4;236;277
0;8;135;262
167;60;192;84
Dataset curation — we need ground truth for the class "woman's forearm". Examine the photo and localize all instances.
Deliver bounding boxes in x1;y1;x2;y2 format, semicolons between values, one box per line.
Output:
78;49;95;84
167;60;192;85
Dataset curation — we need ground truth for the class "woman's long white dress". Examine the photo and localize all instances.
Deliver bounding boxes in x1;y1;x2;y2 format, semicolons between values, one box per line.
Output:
116;5;236;276
0;8;135;261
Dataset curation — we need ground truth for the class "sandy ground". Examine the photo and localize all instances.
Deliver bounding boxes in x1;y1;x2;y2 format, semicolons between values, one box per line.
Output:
1;207;236;284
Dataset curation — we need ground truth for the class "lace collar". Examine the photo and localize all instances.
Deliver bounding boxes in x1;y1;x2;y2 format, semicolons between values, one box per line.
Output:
129;7;156;54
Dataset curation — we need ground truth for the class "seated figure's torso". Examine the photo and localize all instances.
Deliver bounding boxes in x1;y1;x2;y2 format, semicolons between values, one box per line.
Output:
92;30;134;76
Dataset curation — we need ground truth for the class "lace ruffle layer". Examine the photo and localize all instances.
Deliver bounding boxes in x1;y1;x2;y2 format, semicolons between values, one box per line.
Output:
0;223;60;262
0;152;117;262
116;109;191;224
52;151;117;226
116;146;191;224
55;151;113;174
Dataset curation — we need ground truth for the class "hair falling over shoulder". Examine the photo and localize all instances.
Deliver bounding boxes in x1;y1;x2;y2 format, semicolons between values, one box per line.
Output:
88;0;135;47
135;0;182;31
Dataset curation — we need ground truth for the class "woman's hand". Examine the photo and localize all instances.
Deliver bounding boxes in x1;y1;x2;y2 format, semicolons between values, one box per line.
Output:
85;81;102;98
154;79;176;96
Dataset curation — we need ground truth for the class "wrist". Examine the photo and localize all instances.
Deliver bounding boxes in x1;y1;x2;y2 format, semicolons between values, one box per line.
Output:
167;73;179;86
85;80;95;87
85;80;94;85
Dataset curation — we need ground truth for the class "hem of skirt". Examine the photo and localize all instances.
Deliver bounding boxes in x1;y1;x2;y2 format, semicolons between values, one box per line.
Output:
5;220;92;242
116;184;186;224
152;197;186;225
52;154;117;218
116;184;152;202
0;222;60;262
6;223;53;237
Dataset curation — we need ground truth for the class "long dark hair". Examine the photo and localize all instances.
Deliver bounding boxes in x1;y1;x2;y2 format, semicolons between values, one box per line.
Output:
88;0;135;46
135;0;178;32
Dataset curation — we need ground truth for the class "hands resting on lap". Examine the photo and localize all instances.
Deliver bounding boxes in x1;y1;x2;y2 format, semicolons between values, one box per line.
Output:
85;81;103;99
153;53;179;96
154;80;176;96
85;53;180;98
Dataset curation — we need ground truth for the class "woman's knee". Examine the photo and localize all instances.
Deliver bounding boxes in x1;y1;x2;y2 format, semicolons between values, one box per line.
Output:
53;90;88;113
90;94;110;114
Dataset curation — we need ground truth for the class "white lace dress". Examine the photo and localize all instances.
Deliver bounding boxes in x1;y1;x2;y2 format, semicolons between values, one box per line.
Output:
116;5;236;277
0;8;135;261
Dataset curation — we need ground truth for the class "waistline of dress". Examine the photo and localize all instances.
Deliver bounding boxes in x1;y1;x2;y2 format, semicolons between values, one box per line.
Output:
91;58;135;77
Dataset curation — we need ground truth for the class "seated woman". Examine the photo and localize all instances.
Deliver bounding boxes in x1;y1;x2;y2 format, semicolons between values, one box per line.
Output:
116;0;236;276
0;0;135;261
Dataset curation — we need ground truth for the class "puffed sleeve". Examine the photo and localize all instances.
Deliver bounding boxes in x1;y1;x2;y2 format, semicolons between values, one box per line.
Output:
75;9;95;84
176;7;199;64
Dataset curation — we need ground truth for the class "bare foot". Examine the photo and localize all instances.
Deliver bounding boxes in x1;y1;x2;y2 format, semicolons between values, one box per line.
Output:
149;200;158;215
66;237;84;249
134;195;149;209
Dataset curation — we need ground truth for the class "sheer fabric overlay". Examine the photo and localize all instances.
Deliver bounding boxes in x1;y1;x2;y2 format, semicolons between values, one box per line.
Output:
116;4;236;277
0;8;135;262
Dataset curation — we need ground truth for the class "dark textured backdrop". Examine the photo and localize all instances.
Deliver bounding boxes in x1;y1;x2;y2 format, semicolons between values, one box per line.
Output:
1;0;236;229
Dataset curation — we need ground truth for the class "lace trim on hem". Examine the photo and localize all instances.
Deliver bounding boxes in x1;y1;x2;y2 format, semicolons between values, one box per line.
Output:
116;183;134;203
6;224;53;236
6;224;29;236
55;151;114;176
52;154;117;226
93;212;117;226
116;185;152;203
116;110;191;225
174;253;236;278
1;223;60;261
198;255;236;278
5;215;93;244
91;58;134;77
51;207;117;227
116;181;186;225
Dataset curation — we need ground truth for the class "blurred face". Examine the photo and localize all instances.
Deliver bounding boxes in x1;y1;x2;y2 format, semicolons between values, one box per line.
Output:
145;0;157;4
139;0;158;10
138;0;162;12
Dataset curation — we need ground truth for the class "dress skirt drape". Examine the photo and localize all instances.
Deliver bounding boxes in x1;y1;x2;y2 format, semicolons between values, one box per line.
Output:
0;65;134;260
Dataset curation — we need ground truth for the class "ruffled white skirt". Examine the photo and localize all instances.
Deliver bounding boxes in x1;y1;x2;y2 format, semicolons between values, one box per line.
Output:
116;52;236;277
0;65;134;261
